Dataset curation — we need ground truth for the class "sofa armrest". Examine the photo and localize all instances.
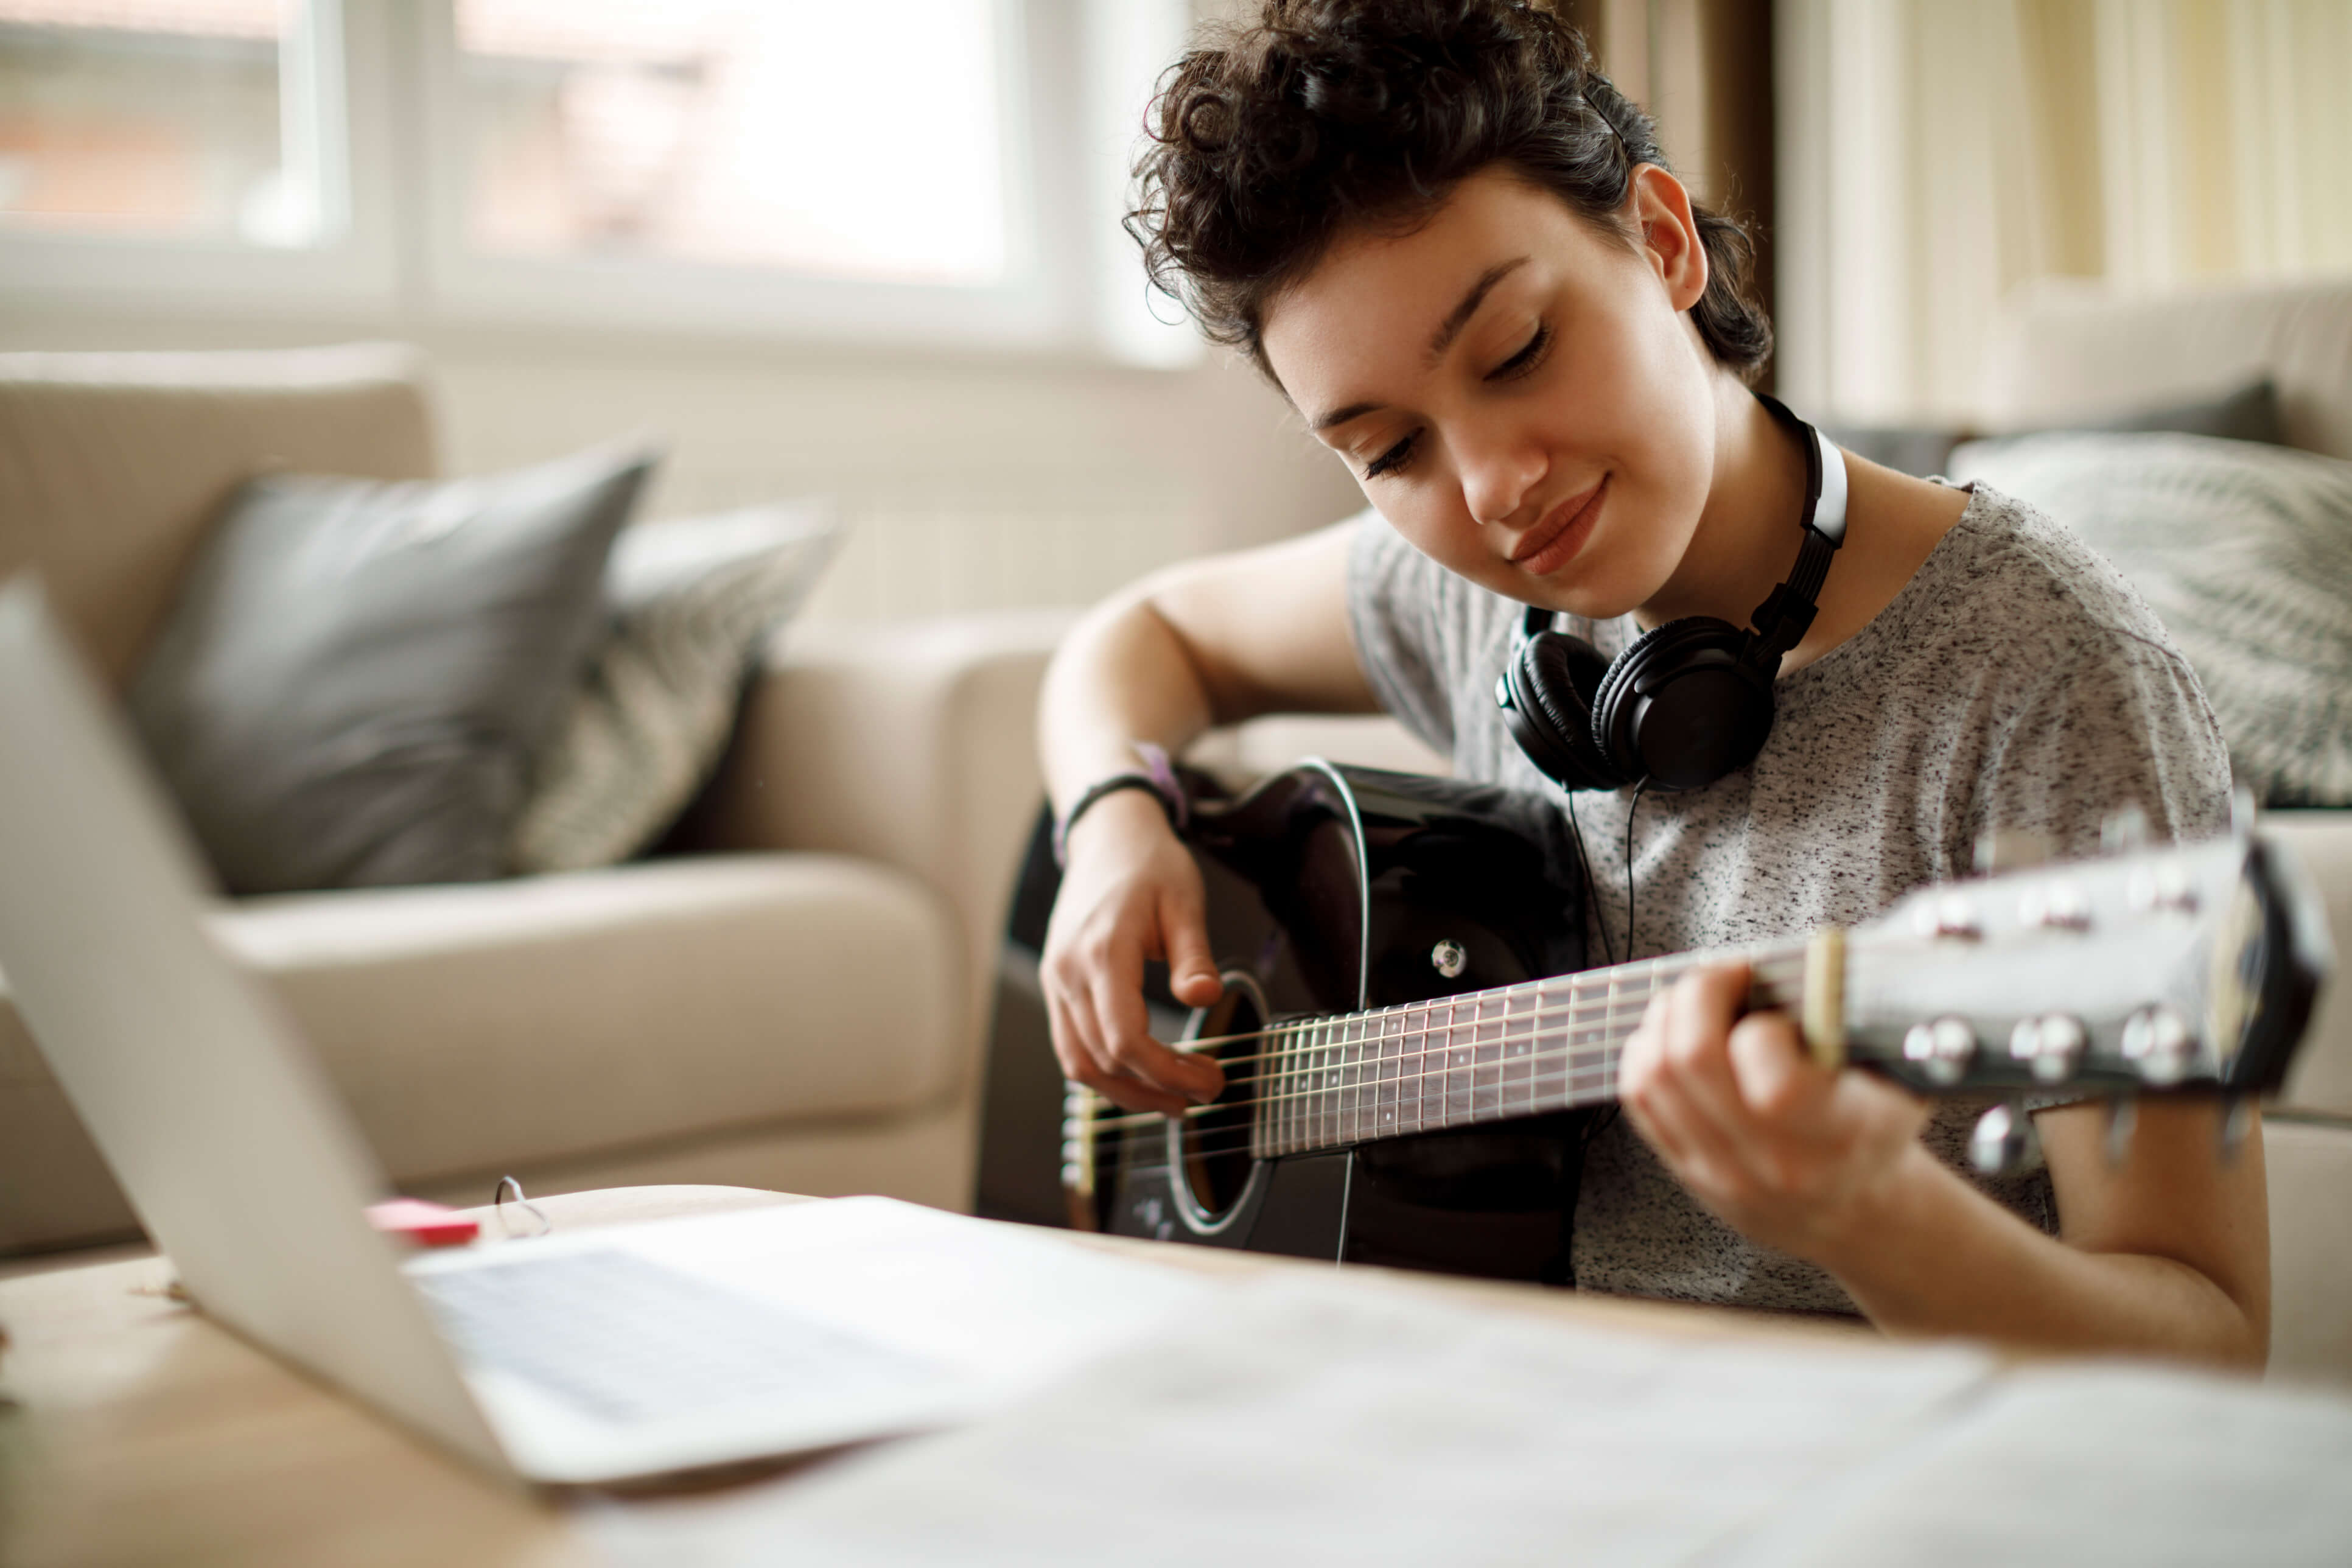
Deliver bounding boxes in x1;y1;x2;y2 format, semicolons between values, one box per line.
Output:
682;609;1076;1046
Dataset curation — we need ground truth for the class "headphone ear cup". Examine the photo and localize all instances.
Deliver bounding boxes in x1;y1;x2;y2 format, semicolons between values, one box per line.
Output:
1593;617;1776;790
1505;630;1625;791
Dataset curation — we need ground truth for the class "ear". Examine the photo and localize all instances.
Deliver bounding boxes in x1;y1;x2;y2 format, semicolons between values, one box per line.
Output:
1627;165;1709;314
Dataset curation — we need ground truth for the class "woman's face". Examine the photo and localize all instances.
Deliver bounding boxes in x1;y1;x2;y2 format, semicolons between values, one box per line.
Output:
1261;163;1721;620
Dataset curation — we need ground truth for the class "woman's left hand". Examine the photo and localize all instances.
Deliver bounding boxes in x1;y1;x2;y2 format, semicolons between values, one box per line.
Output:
1619;961;1931;1264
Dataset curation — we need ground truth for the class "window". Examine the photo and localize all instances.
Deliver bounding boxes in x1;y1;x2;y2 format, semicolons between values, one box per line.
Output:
0;0;382;304
0;0;1193;362
454;0;1008;286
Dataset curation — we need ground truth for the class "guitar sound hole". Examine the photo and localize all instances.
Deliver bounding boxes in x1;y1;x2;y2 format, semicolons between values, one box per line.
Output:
1176;974;1269;1222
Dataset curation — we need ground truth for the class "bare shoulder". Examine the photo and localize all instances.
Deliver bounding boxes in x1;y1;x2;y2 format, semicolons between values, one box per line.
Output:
1144;517;1381;720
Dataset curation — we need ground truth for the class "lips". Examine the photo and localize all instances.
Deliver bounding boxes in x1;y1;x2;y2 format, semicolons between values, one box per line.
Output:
1510;475;1608;576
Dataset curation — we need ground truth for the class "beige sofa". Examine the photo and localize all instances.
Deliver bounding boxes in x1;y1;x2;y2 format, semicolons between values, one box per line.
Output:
0;343;1067;1253
1970;277;2352;1386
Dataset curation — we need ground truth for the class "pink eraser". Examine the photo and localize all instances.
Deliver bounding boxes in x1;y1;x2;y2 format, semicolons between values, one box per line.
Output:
366;1198;480;1247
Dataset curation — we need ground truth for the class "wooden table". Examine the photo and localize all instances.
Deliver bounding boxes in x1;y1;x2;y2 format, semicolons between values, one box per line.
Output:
0;1186;1867;1568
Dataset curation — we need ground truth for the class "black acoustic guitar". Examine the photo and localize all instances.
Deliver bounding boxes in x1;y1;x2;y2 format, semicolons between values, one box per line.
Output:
975;762;2329;1287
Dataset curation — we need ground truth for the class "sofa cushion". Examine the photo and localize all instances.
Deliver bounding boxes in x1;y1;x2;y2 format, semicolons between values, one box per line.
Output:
128;443;655;893
211;853;964;1182
1947;432;2352;808
514;502;841;874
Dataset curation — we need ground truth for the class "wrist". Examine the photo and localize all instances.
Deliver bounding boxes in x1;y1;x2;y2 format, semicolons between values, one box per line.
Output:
1053;744;1186;867
1799;1139;1947;1276
1059;786;1179;866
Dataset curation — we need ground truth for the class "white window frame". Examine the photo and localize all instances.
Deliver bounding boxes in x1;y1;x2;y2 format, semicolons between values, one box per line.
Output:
0;0;1194;365
411;0;1085;351
0;0;400;315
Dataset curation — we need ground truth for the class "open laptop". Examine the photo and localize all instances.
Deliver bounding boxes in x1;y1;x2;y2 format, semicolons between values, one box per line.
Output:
0;575;1210;1486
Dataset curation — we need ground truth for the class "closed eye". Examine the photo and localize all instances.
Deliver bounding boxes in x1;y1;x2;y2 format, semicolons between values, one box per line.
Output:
1362;432;1418;481
1488;322;1551;382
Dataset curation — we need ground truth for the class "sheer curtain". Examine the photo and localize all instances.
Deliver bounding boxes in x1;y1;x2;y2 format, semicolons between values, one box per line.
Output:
1776;0;2352;422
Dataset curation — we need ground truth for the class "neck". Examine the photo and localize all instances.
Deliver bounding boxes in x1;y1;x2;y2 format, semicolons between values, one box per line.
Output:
1634;379;1811;634
1251;937;1811;1160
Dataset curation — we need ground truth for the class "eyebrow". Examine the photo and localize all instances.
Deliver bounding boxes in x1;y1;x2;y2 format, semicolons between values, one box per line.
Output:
1308;255;1532;433
1428;256;1530;362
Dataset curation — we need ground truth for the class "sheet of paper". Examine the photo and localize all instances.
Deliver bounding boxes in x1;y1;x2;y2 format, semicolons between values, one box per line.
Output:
583;1274;1996;1567
1725;1363;2352;1567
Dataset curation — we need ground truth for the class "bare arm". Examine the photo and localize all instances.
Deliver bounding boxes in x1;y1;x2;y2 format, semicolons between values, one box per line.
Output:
1038;521;1378;1113
1824;1094;2269;1366
1622;964;2269;1369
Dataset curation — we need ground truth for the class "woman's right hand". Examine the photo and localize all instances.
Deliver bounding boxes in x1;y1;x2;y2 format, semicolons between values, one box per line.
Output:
1040;788;1226;1116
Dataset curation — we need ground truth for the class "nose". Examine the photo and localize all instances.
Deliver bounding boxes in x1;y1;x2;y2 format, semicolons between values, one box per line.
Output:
1455;419;1548;528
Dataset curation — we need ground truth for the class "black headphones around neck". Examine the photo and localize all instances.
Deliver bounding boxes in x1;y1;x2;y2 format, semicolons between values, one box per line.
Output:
1495;393;1849;794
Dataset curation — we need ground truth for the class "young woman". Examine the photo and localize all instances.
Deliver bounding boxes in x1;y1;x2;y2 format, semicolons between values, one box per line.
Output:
1039;0;2267;1365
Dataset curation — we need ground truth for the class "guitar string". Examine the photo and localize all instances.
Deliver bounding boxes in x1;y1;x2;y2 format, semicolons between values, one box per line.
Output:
1099;945;1812;1079
1110;945;1806;1081
1063;942;1876;1169
1063;957;1815;1161
1100;1058;1629;1184
1079;1042;1626;1167
1078;988;1712;1132
1065;985;1767;1166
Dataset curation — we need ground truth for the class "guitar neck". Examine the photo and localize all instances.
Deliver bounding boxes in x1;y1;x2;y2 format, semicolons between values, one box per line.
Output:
1253;939;1812;1160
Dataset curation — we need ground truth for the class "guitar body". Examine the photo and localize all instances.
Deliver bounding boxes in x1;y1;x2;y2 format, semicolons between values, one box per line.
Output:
981;761;1603;1286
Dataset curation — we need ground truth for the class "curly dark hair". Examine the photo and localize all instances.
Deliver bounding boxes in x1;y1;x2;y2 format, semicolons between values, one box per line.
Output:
1129;0;1771;386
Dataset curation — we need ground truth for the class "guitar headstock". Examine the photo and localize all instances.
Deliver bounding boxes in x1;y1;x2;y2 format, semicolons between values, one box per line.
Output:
1842;823;2332;1104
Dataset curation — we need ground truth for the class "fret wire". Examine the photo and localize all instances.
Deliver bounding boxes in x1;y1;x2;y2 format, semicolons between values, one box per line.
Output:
1336;1010;1351;1148
1373;1001;1392;1133
1357;1007;1374;1144
1283;1017;1298;1158
1446;991;1468;1131
1347;1012;1360;1143
1320;1014;1337;1153
1478;989;1501;1126
1317;1013;1329;1153
1273;1018;1288;1157
1270;1024;1289;1161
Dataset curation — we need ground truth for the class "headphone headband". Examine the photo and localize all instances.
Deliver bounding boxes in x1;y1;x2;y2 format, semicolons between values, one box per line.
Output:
1741;393;1848;669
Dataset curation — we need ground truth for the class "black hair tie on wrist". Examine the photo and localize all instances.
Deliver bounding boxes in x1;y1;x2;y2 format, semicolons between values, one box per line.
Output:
1052;746;1188;868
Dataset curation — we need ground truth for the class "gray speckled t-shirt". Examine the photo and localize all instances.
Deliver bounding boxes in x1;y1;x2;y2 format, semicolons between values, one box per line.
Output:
1345;483;2231;1314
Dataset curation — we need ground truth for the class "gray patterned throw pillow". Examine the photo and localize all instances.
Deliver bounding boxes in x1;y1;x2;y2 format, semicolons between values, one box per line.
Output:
130;443;656;893
1947;432;2352;807
511;502;841;873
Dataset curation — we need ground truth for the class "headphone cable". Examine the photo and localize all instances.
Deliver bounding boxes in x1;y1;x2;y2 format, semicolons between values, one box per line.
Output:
1623;780;1648;962
1564;793;1614;969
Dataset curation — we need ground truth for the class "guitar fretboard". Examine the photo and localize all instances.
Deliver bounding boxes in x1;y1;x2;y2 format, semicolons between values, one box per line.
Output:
1253;940;1810;1158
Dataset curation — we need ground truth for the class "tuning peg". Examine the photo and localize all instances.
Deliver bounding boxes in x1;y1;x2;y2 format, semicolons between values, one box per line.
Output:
1973;827;2053;876
2219;1096;2255;1163
1969;1101;2042;1178
2100;805;2151;855
2104;1095;2137;1168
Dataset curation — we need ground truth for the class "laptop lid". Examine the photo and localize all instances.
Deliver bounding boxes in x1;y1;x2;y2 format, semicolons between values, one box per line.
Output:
0;576;510;1477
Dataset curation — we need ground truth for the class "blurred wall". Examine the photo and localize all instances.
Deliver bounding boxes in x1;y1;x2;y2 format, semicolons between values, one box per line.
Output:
0;308;1365;625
